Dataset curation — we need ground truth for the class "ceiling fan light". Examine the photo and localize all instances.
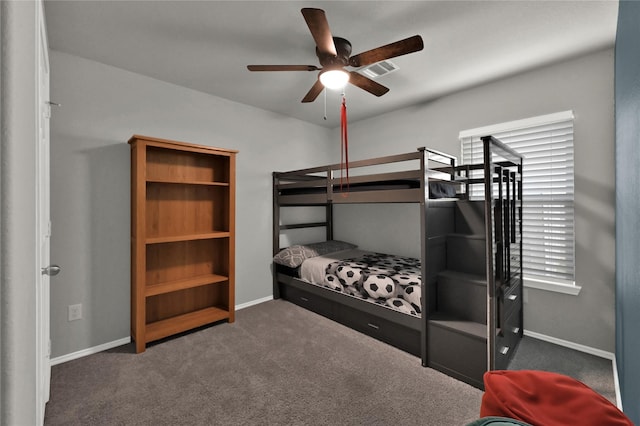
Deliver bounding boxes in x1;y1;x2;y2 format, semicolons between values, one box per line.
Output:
319;69;350;90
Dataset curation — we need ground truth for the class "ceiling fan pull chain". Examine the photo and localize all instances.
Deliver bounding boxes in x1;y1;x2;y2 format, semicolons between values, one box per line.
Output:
323;89;327;120
340;95;350;196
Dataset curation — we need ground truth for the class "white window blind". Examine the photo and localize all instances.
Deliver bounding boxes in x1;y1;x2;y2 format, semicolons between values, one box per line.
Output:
460;111;575;286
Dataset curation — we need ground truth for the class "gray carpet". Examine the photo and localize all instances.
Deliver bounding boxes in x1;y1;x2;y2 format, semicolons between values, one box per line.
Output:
509;335;617;405
45;300;483;425
44;300;616;425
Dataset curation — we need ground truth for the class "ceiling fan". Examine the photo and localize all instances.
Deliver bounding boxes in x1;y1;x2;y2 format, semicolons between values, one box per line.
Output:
247;8;424;103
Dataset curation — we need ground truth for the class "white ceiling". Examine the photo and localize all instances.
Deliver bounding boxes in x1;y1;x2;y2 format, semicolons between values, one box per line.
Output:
44;0;619;128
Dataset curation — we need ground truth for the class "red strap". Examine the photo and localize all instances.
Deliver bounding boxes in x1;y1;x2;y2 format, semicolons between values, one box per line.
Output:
340;96;349;195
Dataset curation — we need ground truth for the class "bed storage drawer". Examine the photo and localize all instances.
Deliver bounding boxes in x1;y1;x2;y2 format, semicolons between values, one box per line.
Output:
280;284;335;319
335;307;421;356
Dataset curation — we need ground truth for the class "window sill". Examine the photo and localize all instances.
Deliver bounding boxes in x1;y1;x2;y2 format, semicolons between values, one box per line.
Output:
524;277;582;296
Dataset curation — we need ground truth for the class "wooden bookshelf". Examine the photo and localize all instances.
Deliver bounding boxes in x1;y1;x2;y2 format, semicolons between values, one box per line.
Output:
129;135;237;353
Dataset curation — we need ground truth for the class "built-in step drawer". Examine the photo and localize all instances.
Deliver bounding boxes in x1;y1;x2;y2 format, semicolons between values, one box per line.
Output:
495;307;522;370
335;307;421;357
501;276;522;320
280;284;335;319
428;314;487;389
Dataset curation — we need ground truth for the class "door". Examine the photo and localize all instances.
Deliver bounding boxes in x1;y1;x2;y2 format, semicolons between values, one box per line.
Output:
36;1;54;422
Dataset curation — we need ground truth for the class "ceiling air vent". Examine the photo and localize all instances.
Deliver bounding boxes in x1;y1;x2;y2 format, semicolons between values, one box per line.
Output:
357;60;399;79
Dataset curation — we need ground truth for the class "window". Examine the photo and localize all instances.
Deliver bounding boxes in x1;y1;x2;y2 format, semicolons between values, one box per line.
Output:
460;111;577;291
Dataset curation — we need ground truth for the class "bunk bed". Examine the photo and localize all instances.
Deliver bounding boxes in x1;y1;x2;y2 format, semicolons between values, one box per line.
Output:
272;136;524;389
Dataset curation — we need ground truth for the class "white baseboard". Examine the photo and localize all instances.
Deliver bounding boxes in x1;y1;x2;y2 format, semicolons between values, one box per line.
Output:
523;330;614;360
612;357;623;411
236;295;273;311
50;336;131;366
50;296;275;366
523;330;622;410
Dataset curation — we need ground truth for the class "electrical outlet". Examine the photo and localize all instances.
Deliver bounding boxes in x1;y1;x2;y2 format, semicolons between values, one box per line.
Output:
523;289;529;304
68;304;82;321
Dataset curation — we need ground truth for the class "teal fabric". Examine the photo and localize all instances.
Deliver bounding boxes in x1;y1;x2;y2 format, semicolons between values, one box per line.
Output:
466;417;534;426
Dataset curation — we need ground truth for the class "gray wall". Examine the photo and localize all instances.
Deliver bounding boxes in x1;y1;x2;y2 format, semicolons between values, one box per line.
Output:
335;48;615;353
615;0;640;420
50;45;616;359
49;51;334;358
0;1;3;417
0;1;39;423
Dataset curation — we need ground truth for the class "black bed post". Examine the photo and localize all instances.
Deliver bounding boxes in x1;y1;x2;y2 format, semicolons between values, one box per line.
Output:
481;136;497;373
419;147;429;368
327;167;334;241
326;202;333;240
272;172;281;299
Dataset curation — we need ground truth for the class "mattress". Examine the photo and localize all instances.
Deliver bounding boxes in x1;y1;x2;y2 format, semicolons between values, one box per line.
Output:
289;248;423;317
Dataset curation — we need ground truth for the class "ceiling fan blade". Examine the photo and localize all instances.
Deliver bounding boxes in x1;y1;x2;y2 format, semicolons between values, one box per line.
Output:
301;8;337;56
247;65;320;72
348;72;389;97
301;79;325;103
349;35;424;67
